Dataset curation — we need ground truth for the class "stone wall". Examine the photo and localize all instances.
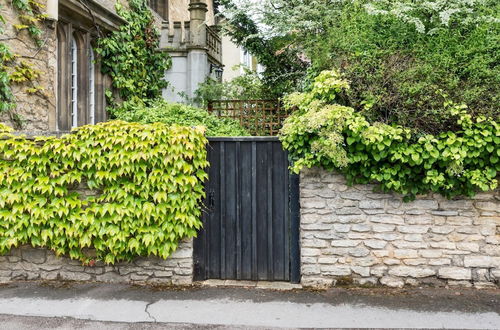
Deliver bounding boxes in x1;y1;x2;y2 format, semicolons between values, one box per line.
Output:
300;168;500;288
0;240;193;285
0;0;57;131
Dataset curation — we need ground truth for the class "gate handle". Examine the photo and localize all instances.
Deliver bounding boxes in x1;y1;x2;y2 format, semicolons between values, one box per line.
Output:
208;189;215;211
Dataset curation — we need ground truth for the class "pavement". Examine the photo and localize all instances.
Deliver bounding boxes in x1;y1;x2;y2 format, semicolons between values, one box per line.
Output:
0;281;498;329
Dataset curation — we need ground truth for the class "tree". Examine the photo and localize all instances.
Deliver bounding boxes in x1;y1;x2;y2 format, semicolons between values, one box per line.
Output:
218;0;309;96
220;0;499;133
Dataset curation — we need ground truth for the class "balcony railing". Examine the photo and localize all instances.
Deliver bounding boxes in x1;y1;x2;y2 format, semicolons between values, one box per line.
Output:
206;26;222;63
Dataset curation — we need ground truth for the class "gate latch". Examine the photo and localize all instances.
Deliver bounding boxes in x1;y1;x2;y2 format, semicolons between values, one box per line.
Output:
208;189;215;211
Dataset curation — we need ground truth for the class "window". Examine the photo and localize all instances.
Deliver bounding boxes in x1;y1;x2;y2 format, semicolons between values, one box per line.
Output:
148;0;168;20
88;47;95;125
240;49;251;73
70;36;78;128
57;22;107;131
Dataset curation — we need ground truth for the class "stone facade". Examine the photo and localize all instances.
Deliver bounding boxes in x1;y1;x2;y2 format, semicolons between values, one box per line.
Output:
0;240;193;285
161;0;222;103
0;0;57;131
0;0;138;133
300;167;500;288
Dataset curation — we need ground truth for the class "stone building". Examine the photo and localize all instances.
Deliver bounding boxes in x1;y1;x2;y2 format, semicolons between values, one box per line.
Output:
221;32;263;82
0;0;222;132
160;0;223;103
0;0;127;132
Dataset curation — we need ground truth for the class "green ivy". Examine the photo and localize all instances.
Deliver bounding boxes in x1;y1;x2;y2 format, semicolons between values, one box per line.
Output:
280;71;499;200
0;121;208;264
95;0;171;107
1;0;46;126
11;0;45;45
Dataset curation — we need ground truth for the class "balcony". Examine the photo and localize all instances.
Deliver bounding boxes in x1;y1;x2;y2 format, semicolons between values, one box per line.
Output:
206;25;222;64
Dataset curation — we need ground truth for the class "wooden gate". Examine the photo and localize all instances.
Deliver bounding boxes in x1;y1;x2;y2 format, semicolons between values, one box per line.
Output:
193;137;300;283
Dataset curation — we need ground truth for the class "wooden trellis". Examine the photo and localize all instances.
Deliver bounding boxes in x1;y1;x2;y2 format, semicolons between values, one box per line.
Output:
208;100;288;136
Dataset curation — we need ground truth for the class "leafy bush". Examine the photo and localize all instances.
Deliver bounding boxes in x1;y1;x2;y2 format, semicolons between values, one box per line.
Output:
114;100;249;136
194;68;271;107
0;121;208;264
303;0;500;133
280;71;499;200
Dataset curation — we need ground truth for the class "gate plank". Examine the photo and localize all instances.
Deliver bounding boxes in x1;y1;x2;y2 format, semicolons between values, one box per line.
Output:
235;141;242;280
251;142;258;280
224;142;237;279
256;143;269;280
209;142;221;279
272;141;286;281
266;142;273;280
240;142;253;280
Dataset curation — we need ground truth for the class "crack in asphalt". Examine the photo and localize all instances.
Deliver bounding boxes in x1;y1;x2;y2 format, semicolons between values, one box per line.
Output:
144;301;157;323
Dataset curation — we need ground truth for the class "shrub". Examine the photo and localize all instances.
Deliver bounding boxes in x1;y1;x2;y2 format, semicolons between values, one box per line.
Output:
280;71;499;200
0;121;208;264
194;68;273;107
113;100;249;136
303;0;500;133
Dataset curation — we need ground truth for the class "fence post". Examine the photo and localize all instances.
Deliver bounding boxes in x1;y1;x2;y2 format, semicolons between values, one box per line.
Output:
208;101;213;114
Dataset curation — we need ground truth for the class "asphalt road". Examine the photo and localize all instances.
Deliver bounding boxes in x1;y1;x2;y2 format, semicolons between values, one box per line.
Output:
0;281;498;329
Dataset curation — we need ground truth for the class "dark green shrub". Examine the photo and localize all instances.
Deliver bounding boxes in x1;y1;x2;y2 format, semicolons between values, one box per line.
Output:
304;1;499;133
221;0;499;133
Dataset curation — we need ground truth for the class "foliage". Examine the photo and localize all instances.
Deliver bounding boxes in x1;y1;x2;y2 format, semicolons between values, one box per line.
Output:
363;0;499;34
95;0;171;107
0;121;208;264
218;0;309;96
114;100;249;136
194;68;271;106
280;71;499;200
221;0;499;133
11;0;46;45
0;1;46;126
0;14;15;114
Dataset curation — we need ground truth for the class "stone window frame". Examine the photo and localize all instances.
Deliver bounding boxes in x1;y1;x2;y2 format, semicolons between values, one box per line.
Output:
56;0;120;131
57;20;108;131
88;46;96;125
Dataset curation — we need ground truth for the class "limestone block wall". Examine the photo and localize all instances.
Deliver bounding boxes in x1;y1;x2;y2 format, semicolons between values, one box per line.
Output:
300;168;500;288
0;240;193;285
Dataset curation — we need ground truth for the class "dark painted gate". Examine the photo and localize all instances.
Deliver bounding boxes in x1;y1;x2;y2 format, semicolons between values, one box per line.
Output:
194;137;300;283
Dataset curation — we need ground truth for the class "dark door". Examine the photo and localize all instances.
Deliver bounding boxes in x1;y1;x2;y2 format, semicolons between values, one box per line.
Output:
194;137;300;283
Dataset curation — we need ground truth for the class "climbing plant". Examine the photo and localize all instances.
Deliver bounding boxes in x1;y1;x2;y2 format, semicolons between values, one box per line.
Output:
96;0;171;111
0;0;46;127
280;71;499;200
0;121;208;264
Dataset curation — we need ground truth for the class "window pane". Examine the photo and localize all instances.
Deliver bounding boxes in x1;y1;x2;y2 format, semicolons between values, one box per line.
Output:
71;37;78;128
89;47;95;125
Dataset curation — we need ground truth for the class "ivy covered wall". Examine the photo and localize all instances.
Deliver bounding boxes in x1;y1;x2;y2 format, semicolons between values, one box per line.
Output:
0;121;208;265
